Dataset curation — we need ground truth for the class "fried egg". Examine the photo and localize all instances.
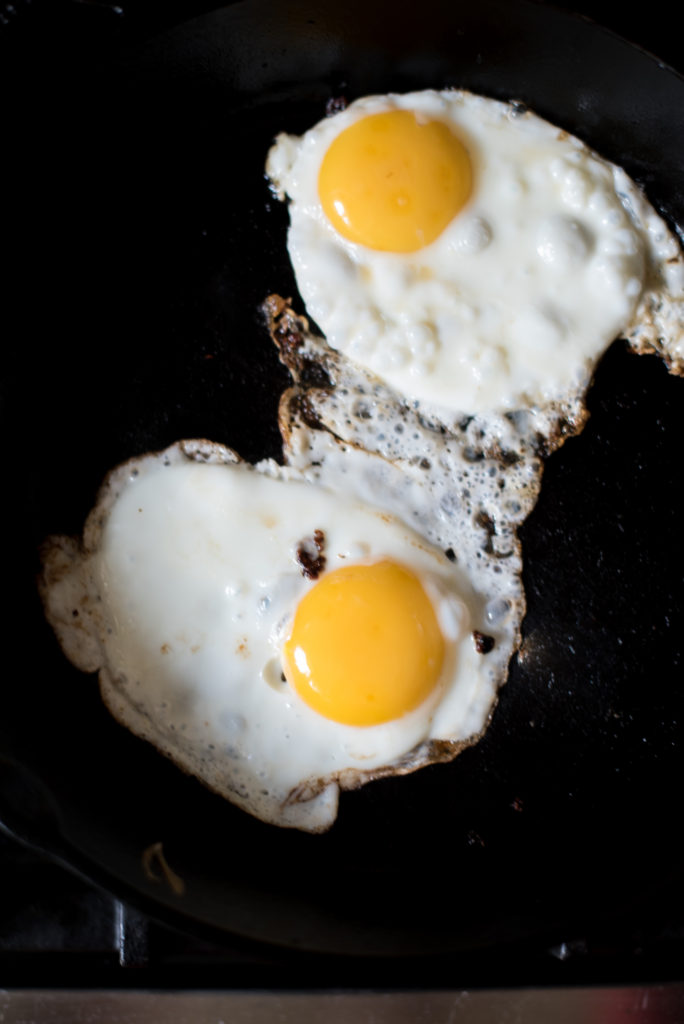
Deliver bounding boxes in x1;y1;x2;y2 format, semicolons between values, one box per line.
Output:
39;90;684;836
266;89;684;421
39;436;533;832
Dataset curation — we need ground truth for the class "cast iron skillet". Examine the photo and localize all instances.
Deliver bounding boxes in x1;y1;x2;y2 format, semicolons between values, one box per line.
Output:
2;0;683;957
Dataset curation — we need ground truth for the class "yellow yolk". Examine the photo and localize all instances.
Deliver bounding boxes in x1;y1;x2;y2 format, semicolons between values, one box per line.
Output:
282;560;445;727
317;109;472;252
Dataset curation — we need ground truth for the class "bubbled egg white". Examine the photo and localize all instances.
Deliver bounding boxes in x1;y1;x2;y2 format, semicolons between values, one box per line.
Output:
267;88;684;418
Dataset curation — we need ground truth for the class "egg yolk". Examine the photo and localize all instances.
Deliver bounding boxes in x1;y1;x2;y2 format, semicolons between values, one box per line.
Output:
318;110;472;253
282;560;445;727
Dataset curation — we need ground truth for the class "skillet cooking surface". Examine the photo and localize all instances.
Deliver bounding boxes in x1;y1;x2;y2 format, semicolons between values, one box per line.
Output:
3;0;684;956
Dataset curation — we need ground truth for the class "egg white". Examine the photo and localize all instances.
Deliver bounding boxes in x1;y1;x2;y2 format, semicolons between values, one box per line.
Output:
267;89;684;419
39;439;520;832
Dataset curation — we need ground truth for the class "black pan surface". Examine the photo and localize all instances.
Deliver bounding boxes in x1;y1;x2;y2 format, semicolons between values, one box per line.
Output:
2;0;683;957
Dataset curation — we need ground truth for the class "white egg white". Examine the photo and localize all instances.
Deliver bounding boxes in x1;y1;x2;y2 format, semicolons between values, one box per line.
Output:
267;89;684;421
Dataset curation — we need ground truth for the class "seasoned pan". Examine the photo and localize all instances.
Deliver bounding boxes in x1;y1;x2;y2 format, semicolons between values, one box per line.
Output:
2;0;683;957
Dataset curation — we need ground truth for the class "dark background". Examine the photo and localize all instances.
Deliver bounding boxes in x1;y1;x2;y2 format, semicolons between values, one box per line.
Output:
1;0;683;988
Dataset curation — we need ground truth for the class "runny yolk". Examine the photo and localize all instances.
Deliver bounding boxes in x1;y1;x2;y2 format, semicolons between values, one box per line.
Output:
281;560;445;727
318;109;472;253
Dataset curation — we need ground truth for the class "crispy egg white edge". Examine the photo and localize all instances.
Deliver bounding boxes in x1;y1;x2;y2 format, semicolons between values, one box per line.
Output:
267;298;538;648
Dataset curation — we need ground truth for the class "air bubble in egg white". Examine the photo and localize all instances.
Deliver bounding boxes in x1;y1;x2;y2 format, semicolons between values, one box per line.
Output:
406;321;437;352
348;323;380;361
599;226;642;257
666;260;684;291
478;341;512;377
450;215;493;254
463;446;482;463
600;207;622;229
549;157;565;180
591;256;635;296
536;216;593;267
408;354;435;378
439;491;460;517
262;657;289;692
485;598;512;625
559;166;592;209
618;228;641;255
384;337;410;369
509;100;527;118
